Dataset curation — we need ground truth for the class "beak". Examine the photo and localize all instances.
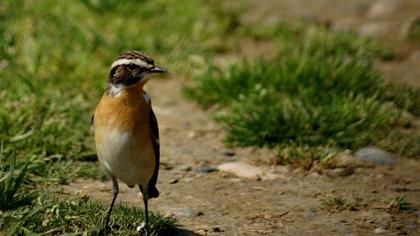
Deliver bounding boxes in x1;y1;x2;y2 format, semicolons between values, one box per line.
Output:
149;66;166;73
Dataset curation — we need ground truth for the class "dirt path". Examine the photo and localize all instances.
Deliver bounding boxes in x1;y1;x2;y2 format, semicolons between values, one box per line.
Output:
65;78;420;235
65;1;420;235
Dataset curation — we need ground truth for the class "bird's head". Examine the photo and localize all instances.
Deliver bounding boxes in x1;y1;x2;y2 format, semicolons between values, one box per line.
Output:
108;51;165;88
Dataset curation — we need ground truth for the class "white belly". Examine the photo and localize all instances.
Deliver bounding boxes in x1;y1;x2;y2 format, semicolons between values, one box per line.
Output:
95;128;154;187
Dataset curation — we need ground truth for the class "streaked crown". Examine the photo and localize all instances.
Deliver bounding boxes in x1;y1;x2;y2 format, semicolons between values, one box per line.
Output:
108;51;165;86
111;51;155;71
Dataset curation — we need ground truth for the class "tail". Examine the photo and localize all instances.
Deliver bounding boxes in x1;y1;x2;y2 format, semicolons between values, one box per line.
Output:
139;185;159;199
148;185;159;199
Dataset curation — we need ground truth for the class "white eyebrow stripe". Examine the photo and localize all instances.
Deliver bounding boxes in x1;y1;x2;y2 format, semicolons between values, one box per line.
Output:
110;58;150;70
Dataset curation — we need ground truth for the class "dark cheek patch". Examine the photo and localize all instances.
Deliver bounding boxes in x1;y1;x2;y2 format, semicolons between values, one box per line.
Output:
109;66;128;84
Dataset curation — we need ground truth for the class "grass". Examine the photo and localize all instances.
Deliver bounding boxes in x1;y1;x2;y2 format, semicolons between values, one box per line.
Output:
183;23;420;160
323;195;360;211
389;196;412;211
0;146;175;235
0;0;235;233
0;0;236;171
0;194;176;235
0;145;36;211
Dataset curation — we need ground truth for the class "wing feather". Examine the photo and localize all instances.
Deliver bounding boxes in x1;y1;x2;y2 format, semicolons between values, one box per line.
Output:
147;108;160;198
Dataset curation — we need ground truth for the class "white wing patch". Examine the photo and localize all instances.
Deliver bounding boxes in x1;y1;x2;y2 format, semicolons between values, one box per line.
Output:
111;58;151;70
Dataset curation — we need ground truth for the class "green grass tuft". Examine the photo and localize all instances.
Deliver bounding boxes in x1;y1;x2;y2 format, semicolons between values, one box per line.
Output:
184;25;420;159
0;194;176;235
389;195;412;211
323;195;360;211
0;145;36;211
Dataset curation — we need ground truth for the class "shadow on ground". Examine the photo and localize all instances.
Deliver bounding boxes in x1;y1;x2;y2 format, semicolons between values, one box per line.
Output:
174;228;201;236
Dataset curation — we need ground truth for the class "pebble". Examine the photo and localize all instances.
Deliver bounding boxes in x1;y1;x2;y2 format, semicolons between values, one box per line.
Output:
180;165;192;172
325;167;354;178
169;178;179;184
166;207;203;217
229;178;242;182
196;165;218;173
212;226;224;232
188;131;197;139
223;149;236;157
388;185;409;192
310;172;321;178
355;147;395;166
261;172;279;181
374;227;386;234
217;162;263;180
367;0;403;19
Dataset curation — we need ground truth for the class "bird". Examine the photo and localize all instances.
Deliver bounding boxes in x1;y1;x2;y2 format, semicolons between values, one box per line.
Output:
92;50;165;235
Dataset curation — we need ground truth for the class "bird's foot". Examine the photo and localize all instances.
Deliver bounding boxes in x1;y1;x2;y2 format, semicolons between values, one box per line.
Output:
99;225;111;236
136;222;148;236
100;218;111;236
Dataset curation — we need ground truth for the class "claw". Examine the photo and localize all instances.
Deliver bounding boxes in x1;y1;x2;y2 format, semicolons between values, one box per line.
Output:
137;222;148;236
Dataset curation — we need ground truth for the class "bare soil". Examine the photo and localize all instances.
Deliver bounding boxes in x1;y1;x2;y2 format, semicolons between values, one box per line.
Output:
65;1;420;235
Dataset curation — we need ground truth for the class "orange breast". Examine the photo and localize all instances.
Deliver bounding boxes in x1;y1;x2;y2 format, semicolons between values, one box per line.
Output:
93;84;155;185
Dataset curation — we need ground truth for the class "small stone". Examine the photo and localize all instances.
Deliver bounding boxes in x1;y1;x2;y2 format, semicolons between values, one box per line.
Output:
169;178;179;184
167;208;202;217
212;226;224;232
367;0;403;19
180;165;192;172
217;162;263;180
310;172;321;178
223;149;236;157
188;131;197;139
374;227;386;234
355;147;395;166
229;178;242;182
325;168;354;178
182;177;193;182
196;165;218;173
261;172;279;181
388;185;409;192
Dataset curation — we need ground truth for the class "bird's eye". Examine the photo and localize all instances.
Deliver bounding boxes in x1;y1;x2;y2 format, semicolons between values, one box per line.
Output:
127;63;137;70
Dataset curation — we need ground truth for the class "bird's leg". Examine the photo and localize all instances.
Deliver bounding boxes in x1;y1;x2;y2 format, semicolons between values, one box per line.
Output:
137;185;149;236
101;176;119;235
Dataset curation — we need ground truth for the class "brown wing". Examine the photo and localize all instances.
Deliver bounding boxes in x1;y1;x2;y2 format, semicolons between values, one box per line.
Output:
147;108;160;198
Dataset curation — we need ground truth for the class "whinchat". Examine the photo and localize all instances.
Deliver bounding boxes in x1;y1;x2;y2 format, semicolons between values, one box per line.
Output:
92;51;165;235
